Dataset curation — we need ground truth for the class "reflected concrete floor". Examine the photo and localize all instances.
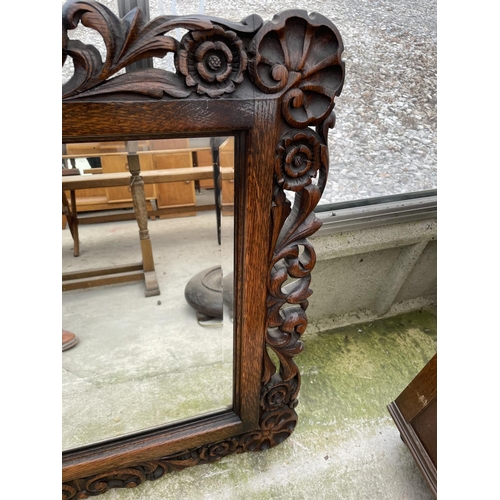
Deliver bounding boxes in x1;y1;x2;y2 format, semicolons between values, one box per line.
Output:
62;206;437;499
62;202;234;450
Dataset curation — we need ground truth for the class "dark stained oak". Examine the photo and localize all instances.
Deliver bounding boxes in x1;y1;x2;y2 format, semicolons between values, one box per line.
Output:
62;1;345;497
388;354;437;497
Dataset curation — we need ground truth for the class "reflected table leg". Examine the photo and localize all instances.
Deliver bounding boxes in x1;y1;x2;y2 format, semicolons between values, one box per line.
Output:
62;190;80;257
128;153;160;297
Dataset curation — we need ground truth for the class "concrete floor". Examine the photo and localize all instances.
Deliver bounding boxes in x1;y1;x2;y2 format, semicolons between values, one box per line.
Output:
120;311;436;500
62;200;436;499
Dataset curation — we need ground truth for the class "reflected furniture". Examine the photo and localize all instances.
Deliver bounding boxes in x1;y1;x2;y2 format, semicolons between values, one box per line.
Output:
62;141;219;222
388;354;437;496
63;144;160;296
62;0;344;497
62;168;81;257
62;141;234;294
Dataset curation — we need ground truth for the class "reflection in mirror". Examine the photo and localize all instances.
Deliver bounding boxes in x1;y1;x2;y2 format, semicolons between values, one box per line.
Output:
62;136;235;451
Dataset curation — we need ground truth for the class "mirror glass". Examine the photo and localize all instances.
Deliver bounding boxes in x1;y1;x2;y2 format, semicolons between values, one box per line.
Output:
62;136;235;451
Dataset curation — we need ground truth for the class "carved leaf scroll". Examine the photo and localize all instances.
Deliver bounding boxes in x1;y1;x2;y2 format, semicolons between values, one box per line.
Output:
262;126;330;416
62;0;263;99
63;0;196;98
257;11;344;406
62;417;296;499
62;2;345;107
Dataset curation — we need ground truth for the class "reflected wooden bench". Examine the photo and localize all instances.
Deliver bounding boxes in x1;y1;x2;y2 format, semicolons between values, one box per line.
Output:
62;163;234;296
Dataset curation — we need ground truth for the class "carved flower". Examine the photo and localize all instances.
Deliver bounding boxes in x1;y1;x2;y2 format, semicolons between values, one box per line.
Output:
199;438;239;462
262;381;295;411
240;408;298;451
248;11;344;126
177;26;247;97
275;129;326;191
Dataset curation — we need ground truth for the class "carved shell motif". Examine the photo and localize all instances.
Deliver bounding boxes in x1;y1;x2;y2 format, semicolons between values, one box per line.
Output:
248;10;344;127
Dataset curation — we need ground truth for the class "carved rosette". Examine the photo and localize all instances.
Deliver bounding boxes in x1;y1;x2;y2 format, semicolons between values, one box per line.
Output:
177;26;247;96
275;129;328;191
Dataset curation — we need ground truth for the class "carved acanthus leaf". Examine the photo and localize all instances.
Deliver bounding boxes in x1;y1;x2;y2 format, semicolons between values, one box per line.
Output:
62;0;263;99
263;126;330;418
67;68;191;99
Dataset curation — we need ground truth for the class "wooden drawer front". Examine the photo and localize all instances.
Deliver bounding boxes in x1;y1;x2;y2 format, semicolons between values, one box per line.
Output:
101;155;155;203
152;152;195;209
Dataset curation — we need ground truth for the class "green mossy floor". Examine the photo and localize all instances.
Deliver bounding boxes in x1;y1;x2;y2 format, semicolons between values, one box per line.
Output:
92;310;437;500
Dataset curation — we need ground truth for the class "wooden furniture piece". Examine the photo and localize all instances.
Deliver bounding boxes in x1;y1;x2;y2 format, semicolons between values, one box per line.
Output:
62;165;233;218
219;137;235;215
209;136;234;243
62;1;344;497
62;139;234;294
63;141;137;214
62;141;213;217
388;354;437;496
62;168;81;257
64;145;161;296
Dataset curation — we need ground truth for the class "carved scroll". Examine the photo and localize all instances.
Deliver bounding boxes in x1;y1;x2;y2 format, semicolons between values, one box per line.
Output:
62;3;344;106
62;0;262;99
256;10;344;454
262;127;328;420
63;413;298;498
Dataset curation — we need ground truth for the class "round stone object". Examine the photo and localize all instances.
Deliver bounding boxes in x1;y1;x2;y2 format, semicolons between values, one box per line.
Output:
184;266;233;320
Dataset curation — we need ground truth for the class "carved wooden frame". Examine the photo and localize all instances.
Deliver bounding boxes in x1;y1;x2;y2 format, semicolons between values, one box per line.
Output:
62;1;344;498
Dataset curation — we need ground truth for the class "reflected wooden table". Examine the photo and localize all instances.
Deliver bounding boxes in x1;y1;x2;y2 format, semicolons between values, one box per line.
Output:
62;151;160;297
62;148;234;297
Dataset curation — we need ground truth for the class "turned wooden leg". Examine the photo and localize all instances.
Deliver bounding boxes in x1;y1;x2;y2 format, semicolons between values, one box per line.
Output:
62;190;80;257
70;190;80;257
128;153;160;297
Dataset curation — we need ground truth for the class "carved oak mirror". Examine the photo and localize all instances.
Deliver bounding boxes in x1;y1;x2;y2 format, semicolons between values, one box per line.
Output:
62;1;344;497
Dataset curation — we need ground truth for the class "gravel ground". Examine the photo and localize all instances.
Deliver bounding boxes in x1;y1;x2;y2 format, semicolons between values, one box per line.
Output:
63;0;437;205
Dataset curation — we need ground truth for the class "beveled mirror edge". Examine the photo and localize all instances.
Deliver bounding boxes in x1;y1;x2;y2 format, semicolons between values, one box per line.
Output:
62;1;344;497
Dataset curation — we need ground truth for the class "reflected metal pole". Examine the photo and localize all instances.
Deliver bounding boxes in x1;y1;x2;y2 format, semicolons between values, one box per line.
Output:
116;0;153;71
